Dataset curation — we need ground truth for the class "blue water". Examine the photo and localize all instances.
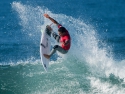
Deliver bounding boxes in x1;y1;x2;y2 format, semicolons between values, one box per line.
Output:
1;0;125;94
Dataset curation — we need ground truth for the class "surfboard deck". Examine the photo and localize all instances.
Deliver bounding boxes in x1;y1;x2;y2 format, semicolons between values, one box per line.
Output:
40;25;51;71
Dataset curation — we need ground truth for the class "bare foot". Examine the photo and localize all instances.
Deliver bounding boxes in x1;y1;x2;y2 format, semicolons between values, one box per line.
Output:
46;25;52;31
43;54;50;59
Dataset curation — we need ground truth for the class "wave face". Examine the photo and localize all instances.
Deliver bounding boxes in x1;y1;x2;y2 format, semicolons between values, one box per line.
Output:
0;1;125;94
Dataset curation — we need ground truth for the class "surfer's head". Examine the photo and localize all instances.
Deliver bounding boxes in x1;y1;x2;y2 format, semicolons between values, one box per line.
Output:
58;27;66;36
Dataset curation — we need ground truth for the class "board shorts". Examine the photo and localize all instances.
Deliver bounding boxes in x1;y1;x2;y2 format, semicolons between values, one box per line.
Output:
49;32;68;56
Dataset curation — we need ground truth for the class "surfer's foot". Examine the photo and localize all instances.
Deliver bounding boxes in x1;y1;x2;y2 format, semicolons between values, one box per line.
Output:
46;25;52;31
43;54;50;59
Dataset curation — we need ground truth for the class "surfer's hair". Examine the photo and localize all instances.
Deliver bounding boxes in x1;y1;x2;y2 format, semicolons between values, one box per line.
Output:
58;27;66;33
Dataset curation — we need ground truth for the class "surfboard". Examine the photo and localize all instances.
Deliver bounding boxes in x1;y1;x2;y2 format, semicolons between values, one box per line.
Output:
40;25;51;71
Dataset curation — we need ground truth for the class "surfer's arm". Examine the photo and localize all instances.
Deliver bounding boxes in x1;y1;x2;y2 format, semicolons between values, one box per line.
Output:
44;14;60;26
62;40;70;46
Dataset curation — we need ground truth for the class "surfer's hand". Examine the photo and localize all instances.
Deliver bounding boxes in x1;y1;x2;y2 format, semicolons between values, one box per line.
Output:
44;14;50;18
62;42;65;46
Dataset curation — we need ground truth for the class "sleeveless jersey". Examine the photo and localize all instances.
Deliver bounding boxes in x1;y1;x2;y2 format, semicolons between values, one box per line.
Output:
58;25;71;50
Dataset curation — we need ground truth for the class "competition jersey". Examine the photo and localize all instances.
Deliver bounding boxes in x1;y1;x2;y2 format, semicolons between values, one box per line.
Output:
58;24;71;50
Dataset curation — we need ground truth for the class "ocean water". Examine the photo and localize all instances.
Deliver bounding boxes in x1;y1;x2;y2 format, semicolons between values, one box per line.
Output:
0;0;125;94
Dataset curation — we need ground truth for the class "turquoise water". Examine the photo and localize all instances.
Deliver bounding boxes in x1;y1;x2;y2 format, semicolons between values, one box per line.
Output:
0;0;125;94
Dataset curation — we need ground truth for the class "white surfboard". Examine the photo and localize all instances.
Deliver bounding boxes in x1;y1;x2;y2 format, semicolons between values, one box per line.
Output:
40;26;51;71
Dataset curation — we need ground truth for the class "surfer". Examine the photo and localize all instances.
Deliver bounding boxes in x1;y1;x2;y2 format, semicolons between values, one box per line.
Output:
43;14;71;59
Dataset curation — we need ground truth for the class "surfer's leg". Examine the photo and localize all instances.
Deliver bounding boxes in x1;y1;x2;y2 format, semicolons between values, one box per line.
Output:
49;45;68;56
52;32;60;42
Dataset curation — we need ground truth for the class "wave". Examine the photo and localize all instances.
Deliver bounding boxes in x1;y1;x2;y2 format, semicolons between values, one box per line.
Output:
3;1;125;94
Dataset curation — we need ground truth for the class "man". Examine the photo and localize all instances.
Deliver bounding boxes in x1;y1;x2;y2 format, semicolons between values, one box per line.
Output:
43;14;71;59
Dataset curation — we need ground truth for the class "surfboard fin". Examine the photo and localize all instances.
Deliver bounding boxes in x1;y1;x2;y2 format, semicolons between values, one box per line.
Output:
44;64;47;68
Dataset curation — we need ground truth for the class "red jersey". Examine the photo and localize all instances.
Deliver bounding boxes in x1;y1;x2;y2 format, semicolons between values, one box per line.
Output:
58;25;71;50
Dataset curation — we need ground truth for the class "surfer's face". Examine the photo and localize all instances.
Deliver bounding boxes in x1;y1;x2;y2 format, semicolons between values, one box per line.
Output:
58;32;63;36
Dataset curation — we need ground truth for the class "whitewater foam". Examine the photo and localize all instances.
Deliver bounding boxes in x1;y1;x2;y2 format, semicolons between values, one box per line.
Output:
11;2;125;94
12;0;125;79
